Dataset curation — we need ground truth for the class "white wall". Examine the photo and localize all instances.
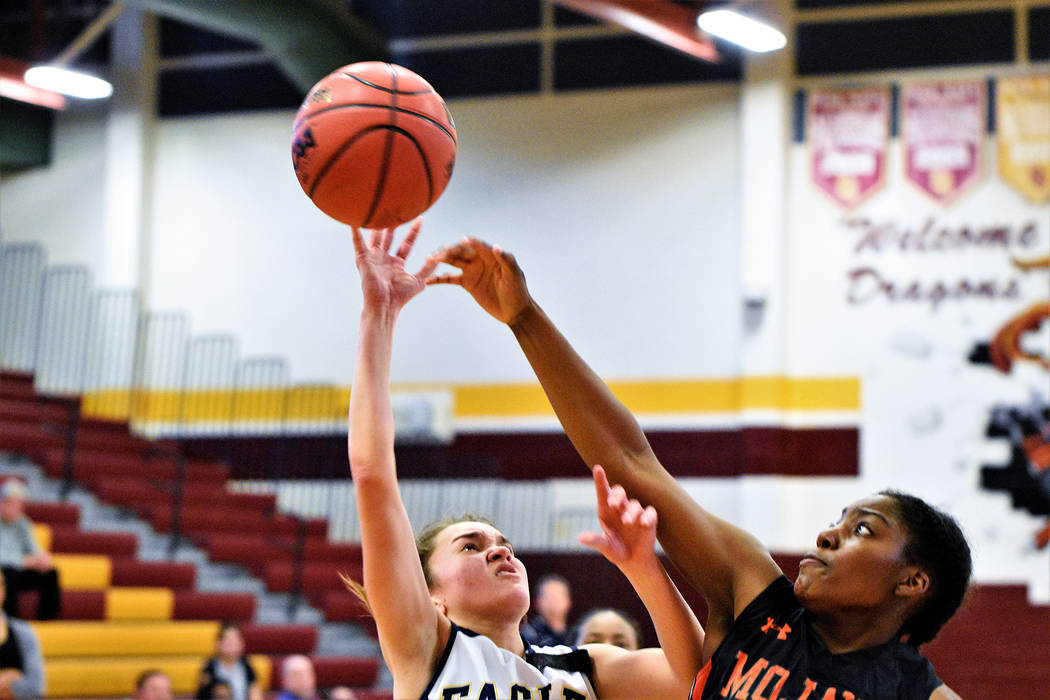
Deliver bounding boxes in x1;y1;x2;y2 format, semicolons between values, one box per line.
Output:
1;104;110;277
140;83;742;384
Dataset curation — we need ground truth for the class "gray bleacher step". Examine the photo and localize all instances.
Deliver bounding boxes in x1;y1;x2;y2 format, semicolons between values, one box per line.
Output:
317;622;381;657
8;458;339;627
196;563;269;595
256;591;325;625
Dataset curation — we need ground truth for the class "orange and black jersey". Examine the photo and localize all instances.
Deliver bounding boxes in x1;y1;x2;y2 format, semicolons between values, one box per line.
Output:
690;577;942;700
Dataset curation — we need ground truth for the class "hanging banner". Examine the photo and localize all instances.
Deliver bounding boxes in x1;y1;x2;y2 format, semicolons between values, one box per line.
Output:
808;87;890;210
997;75;1050;204
901;80;985;206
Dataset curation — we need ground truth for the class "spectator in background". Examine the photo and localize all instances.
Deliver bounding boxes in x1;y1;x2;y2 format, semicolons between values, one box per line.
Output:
0;480;60;620
196;624;262;700
275;655;318;700
196;679;233;699
0;575;45;699
324;687;357;700
133;669;173;700
574;608;642;650
519;573;573;647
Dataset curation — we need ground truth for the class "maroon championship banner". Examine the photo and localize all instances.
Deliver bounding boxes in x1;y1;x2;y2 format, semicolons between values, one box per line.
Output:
901;80;985;205
808;87;890;210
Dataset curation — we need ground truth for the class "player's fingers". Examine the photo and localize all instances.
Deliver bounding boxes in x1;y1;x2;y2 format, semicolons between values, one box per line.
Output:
623;498;644;523
379;226;395;252
431;243;475;268
577;531;613;558
350;227;366;257
471;238;499;266
640;505;658;528
591;465;611;504
606;484;627;512
416;254;439;281
367;227;383;249
426;272;464;286
396;218;424;260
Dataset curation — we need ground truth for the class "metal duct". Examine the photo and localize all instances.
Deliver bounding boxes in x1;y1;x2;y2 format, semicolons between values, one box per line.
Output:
120;0;387;93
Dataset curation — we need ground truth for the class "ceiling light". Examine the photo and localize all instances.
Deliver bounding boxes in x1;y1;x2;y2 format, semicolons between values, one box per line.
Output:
24;66;113;99
697;8;787;53
23;2;124;101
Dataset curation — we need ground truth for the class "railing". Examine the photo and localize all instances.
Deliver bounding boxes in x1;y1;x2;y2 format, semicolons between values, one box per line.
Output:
0;242;370;612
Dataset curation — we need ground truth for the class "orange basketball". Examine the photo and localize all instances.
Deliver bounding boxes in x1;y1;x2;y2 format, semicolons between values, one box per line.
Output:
291;62;457;228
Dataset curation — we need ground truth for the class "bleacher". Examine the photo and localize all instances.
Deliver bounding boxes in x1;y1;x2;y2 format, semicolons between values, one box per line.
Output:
1;368;388;698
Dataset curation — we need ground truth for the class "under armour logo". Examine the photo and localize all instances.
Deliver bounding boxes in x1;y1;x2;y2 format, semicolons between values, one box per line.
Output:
760;617;792;640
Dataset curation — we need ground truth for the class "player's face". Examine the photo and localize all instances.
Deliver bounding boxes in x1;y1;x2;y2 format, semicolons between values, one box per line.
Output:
794;495;917;615
576;611;639;650
427;521;530;622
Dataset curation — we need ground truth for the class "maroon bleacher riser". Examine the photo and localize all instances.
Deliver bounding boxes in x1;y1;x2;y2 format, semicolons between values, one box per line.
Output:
268;655;380;690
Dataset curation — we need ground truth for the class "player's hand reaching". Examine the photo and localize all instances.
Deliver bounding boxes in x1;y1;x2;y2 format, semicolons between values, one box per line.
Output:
428;237;533;325
579;465;660;576
351;218;438;312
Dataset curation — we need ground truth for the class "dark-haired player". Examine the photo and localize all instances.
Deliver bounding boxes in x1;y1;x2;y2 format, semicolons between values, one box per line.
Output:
430;237;972;700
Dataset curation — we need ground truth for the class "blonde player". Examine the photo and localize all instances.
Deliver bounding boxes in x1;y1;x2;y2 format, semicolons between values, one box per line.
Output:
346;220;704;700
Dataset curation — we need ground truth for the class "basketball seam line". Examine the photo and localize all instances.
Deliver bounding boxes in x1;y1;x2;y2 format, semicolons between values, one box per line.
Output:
338;71;433;96
294;104;456;144
304;124;437;208
362;64;400;228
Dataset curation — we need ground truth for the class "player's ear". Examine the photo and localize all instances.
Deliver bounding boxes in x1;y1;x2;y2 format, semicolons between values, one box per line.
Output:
895;567;930;599
431;595;448;616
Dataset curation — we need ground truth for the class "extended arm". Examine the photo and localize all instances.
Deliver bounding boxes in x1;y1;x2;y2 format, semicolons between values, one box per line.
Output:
430;239;781;650
580;466;704;696
347;221;446;693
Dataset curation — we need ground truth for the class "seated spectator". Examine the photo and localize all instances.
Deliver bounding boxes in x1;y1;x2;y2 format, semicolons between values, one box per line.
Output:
196;624;262;700
196;678;233;699
574;607;642;650
324;687;357;700
133;669;172;700
0;576;45;699
275;655;317;700
519;573;573;647
0;480;60;620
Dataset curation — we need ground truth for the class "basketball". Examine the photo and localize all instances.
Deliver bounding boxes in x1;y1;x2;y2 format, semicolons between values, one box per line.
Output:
291;62;458;229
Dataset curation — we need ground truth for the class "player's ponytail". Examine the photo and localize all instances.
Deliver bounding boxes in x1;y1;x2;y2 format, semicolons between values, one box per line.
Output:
880;490;972;647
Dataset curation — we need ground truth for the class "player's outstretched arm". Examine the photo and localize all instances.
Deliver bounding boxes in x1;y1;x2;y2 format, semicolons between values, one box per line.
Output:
429;239;781;650
579;466;704;697
347;220;447;694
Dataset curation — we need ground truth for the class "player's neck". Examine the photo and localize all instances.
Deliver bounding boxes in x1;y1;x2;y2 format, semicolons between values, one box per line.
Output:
460;616;527;657
809;608;905;654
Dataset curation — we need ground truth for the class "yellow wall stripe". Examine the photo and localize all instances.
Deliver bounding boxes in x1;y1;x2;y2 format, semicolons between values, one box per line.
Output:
81;376;860;422
105;587;175;621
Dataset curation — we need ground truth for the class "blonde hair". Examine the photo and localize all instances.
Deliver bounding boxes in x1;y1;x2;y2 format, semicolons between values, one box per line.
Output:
343;513;498;614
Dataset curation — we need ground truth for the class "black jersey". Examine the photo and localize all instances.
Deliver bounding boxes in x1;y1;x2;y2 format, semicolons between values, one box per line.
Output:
690;577;943;700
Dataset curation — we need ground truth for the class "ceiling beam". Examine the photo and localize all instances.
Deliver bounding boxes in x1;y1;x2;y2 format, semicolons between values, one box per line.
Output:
551;0;720;63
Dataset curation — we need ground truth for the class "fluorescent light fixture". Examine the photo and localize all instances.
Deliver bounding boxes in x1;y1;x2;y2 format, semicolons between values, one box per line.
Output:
24;65;113;99
697;8;787;53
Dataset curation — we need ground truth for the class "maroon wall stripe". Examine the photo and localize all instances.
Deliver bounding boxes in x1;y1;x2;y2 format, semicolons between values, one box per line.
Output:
181;427;858;480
